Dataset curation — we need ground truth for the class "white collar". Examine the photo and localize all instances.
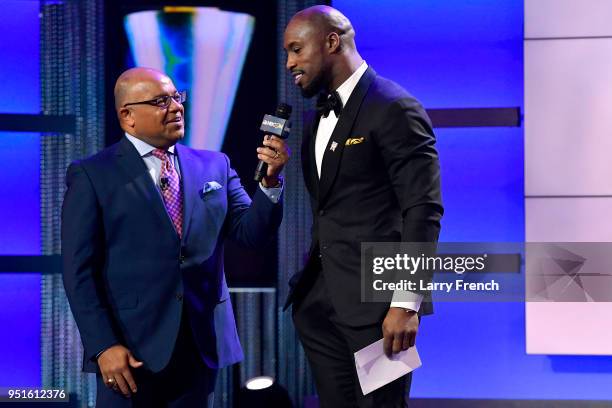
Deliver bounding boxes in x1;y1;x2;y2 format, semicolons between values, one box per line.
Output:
334;61;368;106
125;132;176;157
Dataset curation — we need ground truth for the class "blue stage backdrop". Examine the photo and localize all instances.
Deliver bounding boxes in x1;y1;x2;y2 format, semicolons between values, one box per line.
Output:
335;0;612;401
0;0;41;388
3;0;612;402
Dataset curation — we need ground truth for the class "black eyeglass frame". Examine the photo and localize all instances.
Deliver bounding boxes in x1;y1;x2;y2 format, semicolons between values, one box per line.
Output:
123;90;187;108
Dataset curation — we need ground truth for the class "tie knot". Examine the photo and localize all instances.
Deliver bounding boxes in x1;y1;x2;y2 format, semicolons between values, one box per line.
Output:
151;148;169;161
316;90;343;118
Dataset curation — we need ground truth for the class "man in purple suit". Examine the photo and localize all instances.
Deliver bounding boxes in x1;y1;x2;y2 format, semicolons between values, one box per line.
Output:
62;67;288;407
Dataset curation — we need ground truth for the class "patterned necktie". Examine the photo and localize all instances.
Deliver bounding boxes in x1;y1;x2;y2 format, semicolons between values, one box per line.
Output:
151;149;183;237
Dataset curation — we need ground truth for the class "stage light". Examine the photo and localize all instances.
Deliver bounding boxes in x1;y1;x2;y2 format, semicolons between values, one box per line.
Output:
246;376;274;390
236;376;293;408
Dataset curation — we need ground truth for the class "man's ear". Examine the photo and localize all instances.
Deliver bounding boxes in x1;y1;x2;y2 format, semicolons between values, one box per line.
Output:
118;107;135;128
327;32;342;54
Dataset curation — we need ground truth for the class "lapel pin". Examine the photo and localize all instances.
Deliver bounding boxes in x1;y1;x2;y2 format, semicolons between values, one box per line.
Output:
330;141;338;152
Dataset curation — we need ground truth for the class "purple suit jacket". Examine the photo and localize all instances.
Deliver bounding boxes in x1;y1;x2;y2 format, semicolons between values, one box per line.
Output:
62;137;282;372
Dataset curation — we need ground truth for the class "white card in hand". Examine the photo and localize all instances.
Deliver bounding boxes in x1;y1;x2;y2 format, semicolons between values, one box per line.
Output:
354;339;422;395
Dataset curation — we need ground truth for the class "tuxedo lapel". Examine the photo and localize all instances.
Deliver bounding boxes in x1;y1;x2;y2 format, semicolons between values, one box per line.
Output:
318;67;376;206
301;110;320;201
114;137;177;235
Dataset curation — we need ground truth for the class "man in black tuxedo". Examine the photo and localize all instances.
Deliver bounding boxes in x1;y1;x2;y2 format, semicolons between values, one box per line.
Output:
283;6;443;407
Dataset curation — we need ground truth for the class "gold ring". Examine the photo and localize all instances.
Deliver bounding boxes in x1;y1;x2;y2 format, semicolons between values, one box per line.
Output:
106;378;115;384
274;152;280;159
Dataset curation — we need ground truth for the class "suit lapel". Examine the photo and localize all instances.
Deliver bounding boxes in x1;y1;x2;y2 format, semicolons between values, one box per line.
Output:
114;137;177;235
175;144;199;243
301;110;320;201
318;67;376;206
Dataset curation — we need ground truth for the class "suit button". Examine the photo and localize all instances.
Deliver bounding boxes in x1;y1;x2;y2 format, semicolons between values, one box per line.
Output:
318;253;323;259
318;210;325;216
179;255;185;264
176;293;183;301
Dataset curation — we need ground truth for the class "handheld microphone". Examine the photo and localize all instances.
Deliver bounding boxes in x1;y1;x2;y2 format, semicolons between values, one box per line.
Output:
254;103;292;182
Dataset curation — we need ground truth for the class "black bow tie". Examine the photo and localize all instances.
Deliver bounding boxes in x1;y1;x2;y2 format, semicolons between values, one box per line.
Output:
316;91;343;118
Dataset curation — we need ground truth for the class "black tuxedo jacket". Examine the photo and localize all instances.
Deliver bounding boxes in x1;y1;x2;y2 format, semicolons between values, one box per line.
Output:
62;138;282;373
286;67;443;326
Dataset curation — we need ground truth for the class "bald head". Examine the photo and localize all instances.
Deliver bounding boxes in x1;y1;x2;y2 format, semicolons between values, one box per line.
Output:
113;67;184;148
290;5;356;51
284;6;363;96
114;67;172;111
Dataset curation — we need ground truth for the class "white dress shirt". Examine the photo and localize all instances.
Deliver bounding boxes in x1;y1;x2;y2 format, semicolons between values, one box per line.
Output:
125;133;282;203
313;63;422;313
315;62;368;177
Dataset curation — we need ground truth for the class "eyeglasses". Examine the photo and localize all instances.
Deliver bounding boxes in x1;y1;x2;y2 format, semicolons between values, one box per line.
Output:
123;90;187;109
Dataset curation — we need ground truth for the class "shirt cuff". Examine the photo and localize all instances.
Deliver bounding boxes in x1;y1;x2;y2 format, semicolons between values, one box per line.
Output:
390;291;423;313
259;183;283;204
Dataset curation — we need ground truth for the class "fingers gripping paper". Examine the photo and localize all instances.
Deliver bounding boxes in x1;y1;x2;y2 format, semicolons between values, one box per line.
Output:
354;339;422;395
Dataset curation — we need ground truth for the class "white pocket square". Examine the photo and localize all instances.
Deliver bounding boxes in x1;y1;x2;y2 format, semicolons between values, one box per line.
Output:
202;181;223;195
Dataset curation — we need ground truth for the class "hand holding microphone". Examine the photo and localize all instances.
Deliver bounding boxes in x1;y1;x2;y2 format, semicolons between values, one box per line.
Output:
254;103;292;186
